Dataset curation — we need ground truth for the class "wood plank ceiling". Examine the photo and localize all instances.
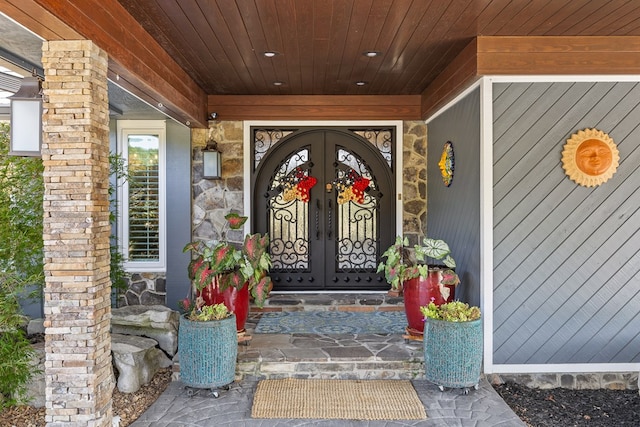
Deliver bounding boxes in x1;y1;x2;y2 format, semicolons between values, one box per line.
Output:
4;0;640;124
117;0;640;98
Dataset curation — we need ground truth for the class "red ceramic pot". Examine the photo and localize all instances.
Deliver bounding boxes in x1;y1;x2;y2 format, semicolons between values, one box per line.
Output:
402;269;455;336
199;278;250;333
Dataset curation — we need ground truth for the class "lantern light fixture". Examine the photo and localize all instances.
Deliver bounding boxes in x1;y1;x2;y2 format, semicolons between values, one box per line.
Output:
8;73;43;156
202;139;222;179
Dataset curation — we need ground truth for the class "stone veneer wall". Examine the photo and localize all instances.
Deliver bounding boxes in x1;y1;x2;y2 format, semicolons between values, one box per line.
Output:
120;273;166;306
41;40;113;426
191;121;246;244
487;372;639;391
402;121;427;245
189;120;427;245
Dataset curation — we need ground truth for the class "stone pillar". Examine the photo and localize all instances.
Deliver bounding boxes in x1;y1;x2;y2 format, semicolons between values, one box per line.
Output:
41;40;113;427
403;121;427;244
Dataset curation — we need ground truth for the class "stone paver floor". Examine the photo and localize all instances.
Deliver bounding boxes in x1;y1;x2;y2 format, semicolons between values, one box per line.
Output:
132;299;525;426
130;377;525;426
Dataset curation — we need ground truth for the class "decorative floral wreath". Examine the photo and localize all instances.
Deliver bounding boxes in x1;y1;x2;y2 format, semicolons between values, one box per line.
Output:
561;128;619;187
281;167;317;202
438;141;454;187
334;169;370;204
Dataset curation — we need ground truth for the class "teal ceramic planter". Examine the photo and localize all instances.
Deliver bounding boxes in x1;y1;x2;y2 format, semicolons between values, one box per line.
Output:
178;313;237;389
423;317;483;389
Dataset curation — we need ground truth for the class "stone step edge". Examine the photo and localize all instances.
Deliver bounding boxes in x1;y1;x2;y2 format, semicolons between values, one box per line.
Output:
172;360;425;382
251;305;405;313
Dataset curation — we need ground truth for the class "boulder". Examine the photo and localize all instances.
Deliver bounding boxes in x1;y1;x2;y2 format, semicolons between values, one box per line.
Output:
27;318;45;336
111;305;179;356
111;333;172;393
24;341;45;407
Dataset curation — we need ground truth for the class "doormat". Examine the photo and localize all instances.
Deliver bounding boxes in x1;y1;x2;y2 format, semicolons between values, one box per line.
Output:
251;378;427;420
254;310;406;334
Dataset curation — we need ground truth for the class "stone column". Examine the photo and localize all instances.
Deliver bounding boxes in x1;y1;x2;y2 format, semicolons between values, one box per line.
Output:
403;121;427;244
41;40;113;427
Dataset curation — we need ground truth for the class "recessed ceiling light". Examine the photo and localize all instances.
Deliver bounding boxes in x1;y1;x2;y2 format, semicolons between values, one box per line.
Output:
363;51;381;57
273;81;284;86
355;81;367;86
263;51;278;57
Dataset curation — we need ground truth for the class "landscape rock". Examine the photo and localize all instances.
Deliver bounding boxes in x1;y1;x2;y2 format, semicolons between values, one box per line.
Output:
111;305;179;356
111;333;172;393
27;318;45;336
24;341;45;407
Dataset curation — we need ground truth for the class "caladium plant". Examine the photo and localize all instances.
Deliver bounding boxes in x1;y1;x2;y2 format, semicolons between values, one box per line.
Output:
183;213;272;308
377;236;460;296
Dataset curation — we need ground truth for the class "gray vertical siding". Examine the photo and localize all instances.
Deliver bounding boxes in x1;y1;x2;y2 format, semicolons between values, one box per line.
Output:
165;120;191;310
427;88;482;307
493;82;640;364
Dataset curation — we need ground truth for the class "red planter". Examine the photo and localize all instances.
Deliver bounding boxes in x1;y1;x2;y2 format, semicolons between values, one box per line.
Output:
199;279;250;333
403;269;455;336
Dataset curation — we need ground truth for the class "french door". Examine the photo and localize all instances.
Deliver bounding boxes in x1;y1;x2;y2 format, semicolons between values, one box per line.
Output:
252;128;395;291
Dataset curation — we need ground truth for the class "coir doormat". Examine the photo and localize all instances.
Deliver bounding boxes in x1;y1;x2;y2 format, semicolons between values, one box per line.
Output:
251;378;427;420
254;310;406;334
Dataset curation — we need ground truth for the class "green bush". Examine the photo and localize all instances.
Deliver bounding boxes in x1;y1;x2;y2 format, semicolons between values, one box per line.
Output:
0;123;42;407
109;153;129;299
0;286;37;408
0;122;44;295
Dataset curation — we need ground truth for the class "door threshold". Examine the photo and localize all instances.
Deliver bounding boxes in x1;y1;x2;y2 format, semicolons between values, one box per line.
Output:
269;290;389;295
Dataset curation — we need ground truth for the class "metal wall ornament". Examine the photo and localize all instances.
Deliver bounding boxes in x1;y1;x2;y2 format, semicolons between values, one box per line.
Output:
438;141;454;187
561;128;620;188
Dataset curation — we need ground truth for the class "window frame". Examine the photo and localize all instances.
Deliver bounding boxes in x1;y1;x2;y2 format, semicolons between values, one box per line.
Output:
116;120;167;272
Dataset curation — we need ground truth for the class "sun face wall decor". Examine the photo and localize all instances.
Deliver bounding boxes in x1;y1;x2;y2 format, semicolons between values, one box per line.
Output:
438;141;454;187
561;128;619;188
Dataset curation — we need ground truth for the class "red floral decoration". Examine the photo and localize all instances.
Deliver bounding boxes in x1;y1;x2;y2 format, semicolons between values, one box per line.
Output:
336;170;370;204
282;167;317;203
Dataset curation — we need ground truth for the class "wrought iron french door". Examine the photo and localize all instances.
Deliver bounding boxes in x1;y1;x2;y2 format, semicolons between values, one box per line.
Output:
253;128;395;291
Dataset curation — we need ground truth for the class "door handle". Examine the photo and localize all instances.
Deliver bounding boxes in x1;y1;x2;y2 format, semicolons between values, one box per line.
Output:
327;199;332;239
315;199;320;240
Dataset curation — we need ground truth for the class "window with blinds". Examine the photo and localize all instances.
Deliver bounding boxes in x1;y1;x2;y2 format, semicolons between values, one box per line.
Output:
127;135;160;261
117;120;166;272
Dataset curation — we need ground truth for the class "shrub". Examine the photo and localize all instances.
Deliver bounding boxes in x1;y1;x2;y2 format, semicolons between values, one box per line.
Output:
0;290;37;408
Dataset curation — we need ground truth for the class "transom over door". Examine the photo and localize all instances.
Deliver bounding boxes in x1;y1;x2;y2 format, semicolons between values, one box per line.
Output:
253;129;395;291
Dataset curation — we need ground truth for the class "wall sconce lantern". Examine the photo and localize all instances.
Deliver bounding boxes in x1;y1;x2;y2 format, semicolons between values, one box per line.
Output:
202;139;222;179
8;75;43;156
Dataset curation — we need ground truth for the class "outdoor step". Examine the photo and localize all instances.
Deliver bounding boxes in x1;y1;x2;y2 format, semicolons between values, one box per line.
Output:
235;332;424;381
173;293;418;382
253;292;405;313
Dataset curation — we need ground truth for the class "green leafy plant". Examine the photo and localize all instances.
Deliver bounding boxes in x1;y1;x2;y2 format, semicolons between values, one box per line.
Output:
376;236;413;291
377;236;460;292
414;237;460;286
187;303;231;321
0;122;44;302
420;300;481;322
0;289;38;408
183;213;272;308
108;153;129;303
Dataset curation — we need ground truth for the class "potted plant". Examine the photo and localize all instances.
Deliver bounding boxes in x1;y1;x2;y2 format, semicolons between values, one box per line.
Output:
178;302;237;392
420;300;482;393
183;212;272;334
378;236;459;337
